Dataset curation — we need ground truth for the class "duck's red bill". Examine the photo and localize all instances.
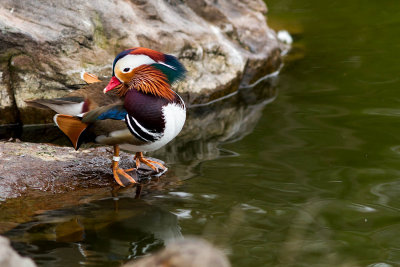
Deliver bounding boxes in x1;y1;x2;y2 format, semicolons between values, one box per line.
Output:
104;76;122;93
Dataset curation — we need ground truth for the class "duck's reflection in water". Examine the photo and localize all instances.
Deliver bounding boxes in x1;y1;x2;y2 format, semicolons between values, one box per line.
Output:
6;197;181;267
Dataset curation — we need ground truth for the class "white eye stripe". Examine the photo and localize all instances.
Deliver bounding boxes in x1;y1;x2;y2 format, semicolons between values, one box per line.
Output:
115;54;156;72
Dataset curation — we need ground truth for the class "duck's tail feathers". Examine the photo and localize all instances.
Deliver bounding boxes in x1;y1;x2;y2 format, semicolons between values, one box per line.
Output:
54;114;89;150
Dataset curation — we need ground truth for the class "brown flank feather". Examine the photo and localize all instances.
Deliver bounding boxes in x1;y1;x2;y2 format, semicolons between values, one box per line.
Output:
117;65;175;101
55;114;89;150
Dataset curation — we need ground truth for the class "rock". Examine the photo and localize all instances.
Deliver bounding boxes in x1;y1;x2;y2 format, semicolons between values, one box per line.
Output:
0;235;36;267
0;141;162;201
0;0;285;124
124;238;230;267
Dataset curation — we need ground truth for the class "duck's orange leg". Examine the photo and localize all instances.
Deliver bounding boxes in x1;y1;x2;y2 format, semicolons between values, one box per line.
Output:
112;145;137;186
134;152;166;171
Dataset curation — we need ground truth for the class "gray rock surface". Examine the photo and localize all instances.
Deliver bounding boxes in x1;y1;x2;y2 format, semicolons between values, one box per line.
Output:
0;235;36;267
0;0;284;124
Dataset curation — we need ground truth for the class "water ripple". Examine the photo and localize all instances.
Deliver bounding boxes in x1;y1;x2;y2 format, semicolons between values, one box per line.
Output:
363;108;400;117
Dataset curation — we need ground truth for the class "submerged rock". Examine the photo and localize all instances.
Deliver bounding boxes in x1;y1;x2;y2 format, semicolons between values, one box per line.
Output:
0;0;285;124
0;235;36;267
125;238;230;267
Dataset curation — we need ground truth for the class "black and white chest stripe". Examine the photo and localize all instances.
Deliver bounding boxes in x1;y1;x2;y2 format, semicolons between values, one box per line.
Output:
125;114;163;142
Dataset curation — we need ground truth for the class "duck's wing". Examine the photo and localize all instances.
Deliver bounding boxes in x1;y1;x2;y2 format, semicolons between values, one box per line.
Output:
81;103;127;123
54;103;130;149
81;104;152;146
69;81;121;110
83;102;164;144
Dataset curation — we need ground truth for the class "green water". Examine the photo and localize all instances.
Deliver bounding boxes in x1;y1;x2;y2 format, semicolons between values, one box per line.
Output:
4;1;400;266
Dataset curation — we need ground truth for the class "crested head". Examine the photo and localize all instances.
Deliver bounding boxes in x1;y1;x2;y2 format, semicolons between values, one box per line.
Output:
104;47;186;101
112;47;164;76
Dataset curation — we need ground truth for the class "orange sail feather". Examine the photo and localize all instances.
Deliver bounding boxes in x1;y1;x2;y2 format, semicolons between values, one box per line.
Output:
54;114;89;150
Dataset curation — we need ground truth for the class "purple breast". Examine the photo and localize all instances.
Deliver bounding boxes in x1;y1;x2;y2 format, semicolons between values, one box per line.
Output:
124;89;169;133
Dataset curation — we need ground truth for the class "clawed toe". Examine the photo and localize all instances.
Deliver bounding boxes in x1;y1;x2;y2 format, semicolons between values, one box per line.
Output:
113;167;137;187
111;145;137;187
135;152;167;172
110;146;167;186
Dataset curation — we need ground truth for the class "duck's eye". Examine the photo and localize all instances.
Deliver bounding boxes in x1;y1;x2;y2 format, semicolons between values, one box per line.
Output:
122;67;131;73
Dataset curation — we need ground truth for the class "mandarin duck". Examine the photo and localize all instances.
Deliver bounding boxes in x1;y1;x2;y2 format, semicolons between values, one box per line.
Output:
26;47;186;186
